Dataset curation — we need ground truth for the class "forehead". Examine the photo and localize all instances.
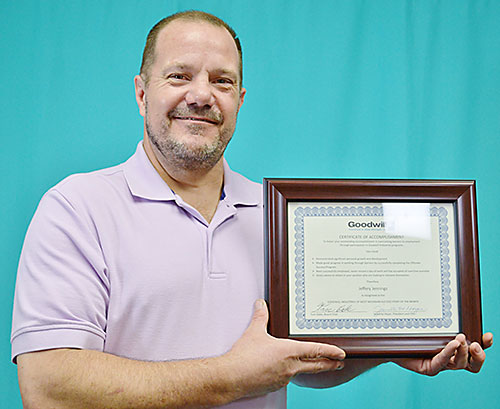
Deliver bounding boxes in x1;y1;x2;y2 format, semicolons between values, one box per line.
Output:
152;20;240;73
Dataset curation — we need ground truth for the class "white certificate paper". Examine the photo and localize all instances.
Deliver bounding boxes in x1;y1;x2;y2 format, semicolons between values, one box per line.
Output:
288;202;459;335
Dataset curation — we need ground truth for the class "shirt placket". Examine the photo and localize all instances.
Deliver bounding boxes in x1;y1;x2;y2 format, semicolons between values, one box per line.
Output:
173;195;237;280
206;199;237;279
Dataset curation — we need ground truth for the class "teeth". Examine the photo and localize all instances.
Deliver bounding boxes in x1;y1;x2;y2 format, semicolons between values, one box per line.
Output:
172;115;218;124
182;117;213;123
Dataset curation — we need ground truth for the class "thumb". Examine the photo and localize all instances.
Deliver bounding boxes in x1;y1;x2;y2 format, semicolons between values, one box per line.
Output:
249;299;269;328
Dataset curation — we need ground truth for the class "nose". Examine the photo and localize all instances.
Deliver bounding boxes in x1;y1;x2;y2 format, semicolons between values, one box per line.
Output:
185;76;215;108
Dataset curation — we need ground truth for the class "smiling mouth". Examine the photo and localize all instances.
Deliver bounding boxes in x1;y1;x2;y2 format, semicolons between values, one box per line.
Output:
173;116;219;125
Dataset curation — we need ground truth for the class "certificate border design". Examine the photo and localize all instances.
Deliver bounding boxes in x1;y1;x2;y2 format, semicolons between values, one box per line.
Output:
292;205;454;331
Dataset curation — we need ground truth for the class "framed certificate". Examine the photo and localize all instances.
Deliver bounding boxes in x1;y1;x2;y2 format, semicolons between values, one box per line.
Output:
264;179;483;357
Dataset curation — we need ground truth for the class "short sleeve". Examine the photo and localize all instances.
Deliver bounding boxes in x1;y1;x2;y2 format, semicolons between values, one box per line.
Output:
11;188;110;362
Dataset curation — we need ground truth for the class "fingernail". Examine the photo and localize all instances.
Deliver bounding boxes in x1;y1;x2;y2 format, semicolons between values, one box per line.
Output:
254;299;264;310
337;362;344;370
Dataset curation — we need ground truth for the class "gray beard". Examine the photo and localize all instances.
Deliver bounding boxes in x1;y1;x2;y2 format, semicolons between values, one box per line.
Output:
145;110;233;172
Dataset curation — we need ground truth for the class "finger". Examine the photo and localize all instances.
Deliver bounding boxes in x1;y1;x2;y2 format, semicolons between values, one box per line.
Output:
427;339;460;375
295;357;345;375
291;340;346;361
468;342;486;373
482;332;493;349
452;334;469;369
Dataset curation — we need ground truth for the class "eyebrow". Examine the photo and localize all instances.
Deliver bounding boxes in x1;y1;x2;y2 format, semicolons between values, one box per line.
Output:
160;63;193;76
212;68;238;79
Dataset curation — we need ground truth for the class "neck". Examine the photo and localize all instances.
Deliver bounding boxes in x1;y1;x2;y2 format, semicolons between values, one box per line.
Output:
143;136;224;224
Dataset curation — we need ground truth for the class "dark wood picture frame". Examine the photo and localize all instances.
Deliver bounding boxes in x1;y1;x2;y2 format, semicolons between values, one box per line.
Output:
264;179;482;358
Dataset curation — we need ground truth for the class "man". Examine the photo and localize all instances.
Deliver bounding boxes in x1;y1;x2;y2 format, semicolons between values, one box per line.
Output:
12;10;492;409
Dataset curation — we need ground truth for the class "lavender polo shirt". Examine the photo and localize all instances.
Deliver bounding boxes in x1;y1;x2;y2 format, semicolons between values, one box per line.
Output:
12;142;286;408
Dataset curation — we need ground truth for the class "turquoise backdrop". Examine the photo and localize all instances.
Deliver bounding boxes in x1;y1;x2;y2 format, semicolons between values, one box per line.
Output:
2;1;499;407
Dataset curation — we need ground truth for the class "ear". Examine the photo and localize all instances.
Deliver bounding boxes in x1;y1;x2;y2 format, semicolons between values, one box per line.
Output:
134;75;146;117
237;87;246;113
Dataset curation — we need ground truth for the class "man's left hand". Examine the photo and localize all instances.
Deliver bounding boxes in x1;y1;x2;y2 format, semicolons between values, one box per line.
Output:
393;332;493;376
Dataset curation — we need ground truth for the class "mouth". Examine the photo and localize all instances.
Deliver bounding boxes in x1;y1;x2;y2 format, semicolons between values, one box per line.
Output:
173;116;219;125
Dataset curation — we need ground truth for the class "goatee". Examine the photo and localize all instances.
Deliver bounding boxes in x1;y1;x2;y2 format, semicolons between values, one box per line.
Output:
145;104;233;172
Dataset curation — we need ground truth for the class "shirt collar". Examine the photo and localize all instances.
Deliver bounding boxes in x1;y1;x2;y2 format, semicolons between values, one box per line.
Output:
123;142;261;206
123;142;176;201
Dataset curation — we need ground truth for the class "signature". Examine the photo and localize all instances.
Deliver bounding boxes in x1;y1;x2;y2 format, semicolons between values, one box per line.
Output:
310;302;362;315
374;306;427;314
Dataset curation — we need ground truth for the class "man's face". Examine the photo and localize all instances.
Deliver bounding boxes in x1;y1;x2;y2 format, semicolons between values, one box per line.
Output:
135;20;246;172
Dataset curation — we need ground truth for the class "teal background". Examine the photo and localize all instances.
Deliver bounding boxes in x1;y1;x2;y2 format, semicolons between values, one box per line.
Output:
2;1;499;407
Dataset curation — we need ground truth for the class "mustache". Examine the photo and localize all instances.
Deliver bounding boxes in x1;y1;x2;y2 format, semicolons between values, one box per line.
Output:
168;107;222;124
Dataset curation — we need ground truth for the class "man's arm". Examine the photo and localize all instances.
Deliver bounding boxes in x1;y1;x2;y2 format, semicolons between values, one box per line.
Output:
17;300;345;409
293;332;493;389
18;349;237;409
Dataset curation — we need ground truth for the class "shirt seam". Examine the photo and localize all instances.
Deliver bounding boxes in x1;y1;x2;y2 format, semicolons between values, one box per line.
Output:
11;323;106;342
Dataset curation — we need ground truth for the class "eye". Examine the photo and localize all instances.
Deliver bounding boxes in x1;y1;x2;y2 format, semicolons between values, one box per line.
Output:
167;73;190;82
213;77;235;89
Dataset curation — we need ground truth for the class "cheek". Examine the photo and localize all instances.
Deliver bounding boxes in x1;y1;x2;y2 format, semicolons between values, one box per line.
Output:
150;90;183;114
153;97;172;114
221;99;242;122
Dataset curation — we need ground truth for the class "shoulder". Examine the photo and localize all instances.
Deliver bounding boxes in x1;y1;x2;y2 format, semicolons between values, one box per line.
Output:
29;162;132;233
47;162;129;209
231;170;263;193
55;162;126;195
224;163;263;206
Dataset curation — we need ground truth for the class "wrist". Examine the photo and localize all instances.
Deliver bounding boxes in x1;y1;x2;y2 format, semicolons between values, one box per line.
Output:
206;353;246;404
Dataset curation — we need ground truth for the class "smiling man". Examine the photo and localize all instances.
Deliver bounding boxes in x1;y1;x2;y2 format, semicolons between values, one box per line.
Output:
12;10;492;409
135;15;246;223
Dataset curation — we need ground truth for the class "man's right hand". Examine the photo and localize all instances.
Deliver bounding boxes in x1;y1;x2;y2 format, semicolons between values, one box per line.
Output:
225;299;346;397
